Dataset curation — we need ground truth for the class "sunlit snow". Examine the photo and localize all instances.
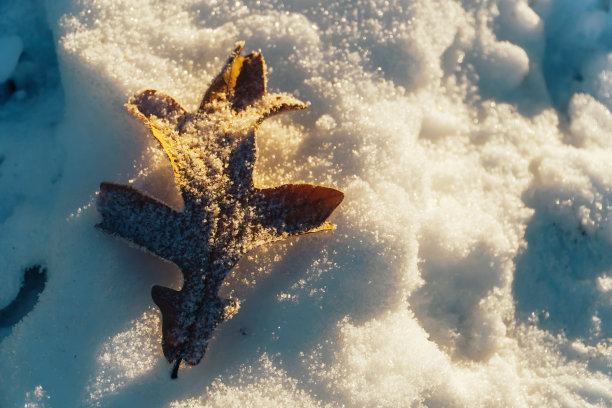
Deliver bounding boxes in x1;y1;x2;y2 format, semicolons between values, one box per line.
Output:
2;0;612;406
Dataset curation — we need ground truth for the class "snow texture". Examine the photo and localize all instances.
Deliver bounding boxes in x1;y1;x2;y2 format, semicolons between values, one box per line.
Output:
2;0;612;406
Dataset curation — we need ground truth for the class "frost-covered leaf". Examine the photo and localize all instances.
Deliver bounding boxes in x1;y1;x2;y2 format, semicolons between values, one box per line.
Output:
97;42;343;378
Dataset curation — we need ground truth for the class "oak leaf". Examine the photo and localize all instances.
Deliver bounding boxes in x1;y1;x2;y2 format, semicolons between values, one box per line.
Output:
97;42;343;378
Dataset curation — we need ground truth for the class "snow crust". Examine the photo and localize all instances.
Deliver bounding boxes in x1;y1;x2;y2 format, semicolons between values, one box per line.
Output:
2;0;612;406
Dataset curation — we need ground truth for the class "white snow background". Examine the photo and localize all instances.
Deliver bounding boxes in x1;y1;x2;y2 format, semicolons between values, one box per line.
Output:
1;0;612;406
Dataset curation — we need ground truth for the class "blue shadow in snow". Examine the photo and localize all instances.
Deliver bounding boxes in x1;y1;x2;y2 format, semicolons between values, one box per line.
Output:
513;212;612;340
0;265;47;341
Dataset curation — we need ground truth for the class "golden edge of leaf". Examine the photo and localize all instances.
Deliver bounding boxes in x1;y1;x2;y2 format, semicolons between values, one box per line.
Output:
223;55;245;96
200;41;247;109
124;98;186;189
250;94;309;125
263;222;336;246
310;221;336;233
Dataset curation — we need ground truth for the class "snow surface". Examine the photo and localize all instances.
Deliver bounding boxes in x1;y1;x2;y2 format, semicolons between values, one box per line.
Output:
0;35;22;84
1;0;612;406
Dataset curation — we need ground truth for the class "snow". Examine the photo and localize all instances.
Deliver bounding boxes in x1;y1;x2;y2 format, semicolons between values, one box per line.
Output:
1;0;612;406
0;35;22;84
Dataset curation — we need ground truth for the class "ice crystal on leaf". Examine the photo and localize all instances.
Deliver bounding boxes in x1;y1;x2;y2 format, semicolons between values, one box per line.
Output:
96;42;344;378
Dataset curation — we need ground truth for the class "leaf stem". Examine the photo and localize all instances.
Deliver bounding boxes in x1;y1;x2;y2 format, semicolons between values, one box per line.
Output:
171;358;182;379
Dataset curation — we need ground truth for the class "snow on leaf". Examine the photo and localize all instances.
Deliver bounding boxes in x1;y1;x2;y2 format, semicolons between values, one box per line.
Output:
96;42;344;378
